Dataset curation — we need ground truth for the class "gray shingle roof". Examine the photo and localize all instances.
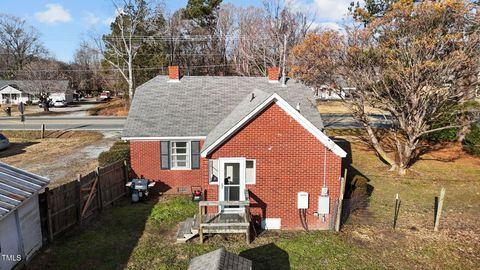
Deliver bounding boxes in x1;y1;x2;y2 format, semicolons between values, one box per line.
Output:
123;76;323;138
0;80;70;94
0;162;50;221
188;248;252;270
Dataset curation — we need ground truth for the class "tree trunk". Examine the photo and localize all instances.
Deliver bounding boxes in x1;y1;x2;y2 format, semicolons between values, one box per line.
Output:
398;141;416;175
456;123;470;143
364;124;396;168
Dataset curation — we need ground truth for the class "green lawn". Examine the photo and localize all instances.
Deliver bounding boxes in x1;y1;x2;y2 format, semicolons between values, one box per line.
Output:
29;139;480;270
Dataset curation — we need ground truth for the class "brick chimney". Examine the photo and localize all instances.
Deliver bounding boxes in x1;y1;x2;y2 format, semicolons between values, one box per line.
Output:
267;67;280;83
168;66;180;81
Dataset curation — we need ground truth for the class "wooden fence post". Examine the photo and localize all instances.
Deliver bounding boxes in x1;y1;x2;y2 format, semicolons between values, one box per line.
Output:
123;160;129;197
76;174;82;225
434;187;446;232
393;193;401;229
40;124;45;139
335;177;346;232
44;187;54;243
96;167;103;211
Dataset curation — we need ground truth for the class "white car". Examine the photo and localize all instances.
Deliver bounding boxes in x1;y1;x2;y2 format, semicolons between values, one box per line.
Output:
53;100;68;107
0;133;10;151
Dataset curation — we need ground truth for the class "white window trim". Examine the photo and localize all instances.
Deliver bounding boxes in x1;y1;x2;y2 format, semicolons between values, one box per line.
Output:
170;140;191;170
208;159;219;185
245;159;256;185
121;136;206;141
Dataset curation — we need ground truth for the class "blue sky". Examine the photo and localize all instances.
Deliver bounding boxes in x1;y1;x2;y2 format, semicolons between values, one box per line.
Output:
1;0;351;62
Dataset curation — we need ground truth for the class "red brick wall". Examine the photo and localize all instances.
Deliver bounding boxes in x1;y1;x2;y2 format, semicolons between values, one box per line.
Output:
207;103;342;230
130;140;209;194
129;102;342;230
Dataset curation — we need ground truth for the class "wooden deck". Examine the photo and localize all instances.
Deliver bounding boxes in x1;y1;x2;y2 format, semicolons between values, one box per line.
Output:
176;190;253;244
197;199;252;244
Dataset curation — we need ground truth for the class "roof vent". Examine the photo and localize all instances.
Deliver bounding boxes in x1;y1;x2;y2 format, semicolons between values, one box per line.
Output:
267;67;280;83
296;102;301;112
168;66;180;82
250;92;255;101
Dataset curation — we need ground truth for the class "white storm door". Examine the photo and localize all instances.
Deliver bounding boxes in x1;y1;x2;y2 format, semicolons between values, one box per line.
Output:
218;158;246;213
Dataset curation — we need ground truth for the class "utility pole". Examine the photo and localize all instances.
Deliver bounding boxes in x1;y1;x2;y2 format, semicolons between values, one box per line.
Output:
281;34;287;87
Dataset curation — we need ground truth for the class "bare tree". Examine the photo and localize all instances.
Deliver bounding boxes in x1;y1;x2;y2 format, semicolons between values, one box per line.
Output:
17;60;68;111
72;41;104;93
291;1;480;174
230;0;314;76
97;0;154;103
0;14;47;74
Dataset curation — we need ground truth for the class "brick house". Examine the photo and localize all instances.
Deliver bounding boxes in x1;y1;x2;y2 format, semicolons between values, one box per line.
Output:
122;67;347;230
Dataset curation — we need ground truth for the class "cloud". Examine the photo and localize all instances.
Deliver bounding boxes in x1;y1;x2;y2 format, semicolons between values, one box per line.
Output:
313;0;352;21
84;13;101;25
35;4;72;24
314;22;344;32
288;0;351;22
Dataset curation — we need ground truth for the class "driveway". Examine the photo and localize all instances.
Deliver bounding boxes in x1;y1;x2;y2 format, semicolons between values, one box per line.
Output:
0;130;121;186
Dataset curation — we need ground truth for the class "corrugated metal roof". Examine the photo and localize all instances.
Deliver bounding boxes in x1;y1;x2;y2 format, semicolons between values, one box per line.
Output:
0;162;50;221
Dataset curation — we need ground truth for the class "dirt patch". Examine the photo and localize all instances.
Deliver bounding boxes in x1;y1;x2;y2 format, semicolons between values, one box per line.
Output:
88;98;129;116
0;131;119;186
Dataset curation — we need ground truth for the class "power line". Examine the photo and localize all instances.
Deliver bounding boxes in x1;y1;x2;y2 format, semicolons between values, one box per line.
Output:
0;63;244;73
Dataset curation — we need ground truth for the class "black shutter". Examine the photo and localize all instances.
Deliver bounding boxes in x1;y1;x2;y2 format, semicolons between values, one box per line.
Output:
191;141;200;169
160;141;170;170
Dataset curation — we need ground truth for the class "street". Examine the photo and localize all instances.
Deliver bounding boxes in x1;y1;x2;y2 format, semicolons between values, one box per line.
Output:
0;114;395;131
0;116;127;131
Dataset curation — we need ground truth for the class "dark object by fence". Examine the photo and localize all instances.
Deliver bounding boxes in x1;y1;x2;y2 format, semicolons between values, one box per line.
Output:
39;160;128;242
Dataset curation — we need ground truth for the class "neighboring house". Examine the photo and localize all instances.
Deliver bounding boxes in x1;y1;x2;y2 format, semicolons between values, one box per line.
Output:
0;85;37;105
0;80;71;105
122;66;347;230
0;162;50;270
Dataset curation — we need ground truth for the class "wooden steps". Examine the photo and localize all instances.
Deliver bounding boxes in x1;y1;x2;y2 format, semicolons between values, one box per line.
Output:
176;217;197;243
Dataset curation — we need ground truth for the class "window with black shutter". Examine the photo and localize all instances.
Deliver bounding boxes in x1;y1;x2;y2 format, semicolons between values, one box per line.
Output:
191;141;200;169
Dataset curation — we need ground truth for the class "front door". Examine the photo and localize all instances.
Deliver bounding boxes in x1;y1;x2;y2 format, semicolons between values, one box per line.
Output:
219;158;246;213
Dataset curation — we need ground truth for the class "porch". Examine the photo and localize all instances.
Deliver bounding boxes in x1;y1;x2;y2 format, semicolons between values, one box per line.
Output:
176;190;252;244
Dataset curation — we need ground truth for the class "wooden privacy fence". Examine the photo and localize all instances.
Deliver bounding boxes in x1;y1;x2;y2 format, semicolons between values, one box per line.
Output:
39;160;128;242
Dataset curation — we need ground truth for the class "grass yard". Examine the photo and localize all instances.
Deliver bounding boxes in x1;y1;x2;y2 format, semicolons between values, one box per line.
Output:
88;98;129;116
317;100;385;114
28;137;480;270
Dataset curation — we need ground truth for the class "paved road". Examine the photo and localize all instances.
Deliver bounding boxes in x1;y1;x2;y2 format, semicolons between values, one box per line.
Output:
0;116;127;131
0;114;394;131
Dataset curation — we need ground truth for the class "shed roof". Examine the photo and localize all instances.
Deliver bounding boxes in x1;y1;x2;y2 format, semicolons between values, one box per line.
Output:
122;76;323;138
188;248;252;270
0;163;50;221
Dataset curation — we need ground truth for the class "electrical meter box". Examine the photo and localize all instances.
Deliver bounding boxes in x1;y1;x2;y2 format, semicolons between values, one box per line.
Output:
318;195;330;214
297;192;309;209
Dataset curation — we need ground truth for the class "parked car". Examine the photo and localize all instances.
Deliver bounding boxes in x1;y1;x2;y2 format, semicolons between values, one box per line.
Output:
53;100;68;107
99;91;111;101
0;133;10;150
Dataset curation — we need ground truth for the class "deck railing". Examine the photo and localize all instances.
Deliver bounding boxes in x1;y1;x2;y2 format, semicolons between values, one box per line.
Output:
197;189;251;243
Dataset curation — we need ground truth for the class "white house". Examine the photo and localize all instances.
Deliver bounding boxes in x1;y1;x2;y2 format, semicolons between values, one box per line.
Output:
0;163;50;270
0;85;37;105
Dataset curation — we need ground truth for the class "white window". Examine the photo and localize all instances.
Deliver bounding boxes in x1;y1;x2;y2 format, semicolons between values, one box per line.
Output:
245;160;256;184
170;141;190;169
